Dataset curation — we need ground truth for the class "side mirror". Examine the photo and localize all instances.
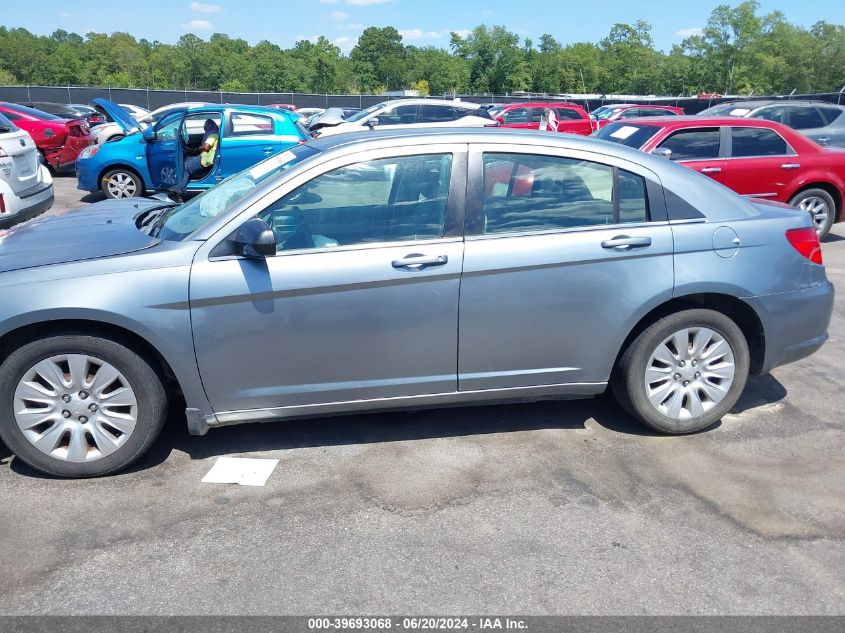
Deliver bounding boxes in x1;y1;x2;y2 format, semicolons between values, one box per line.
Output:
233;218;276;258
495;115;505;125
652;147;673;160
142;128;156;142
366;117;380;129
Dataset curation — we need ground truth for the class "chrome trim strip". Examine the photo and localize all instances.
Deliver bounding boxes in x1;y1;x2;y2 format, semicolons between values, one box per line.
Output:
209;381;608;426
742;193;778;198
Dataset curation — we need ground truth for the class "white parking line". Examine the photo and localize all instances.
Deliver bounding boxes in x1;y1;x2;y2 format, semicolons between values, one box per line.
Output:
201;456;280;486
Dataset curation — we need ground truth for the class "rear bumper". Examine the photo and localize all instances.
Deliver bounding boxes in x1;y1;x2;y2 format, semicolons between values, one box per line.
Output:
746;281;835;374
0;181;54;229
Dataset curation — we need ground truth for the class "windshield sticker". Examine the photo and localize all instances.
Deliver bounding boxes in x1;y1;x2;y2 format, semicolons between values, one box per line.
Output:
609;126;640;140
249;150;296;180
729;108;751;116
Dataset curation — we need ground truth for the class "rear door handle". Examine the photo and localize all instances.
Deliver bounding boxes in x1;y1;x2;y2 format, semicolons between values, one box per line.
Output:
391;254;449;270
601;236;652;250
700;167;721;173
817;137;830;145
781;163;801;170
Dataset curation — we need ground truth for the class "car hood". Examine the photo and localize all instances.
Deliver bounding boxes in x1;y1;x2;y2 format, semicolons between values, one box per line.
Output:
0;198;166;274
91;98;141;135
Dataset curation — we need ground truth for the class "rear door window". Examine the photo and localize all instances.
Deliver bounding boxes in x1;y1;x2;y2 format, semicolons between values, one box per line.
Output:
750;106;788;124
555;107;584;120
657;128;721;161
730;127;792;157
480;153;649;234
418;104;456;123
230;113;275;136
788;106;826;130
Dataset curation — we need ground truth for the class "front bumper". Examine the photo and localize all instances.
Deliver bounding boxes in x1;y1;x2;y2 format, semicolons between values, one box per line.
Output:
76;157;98;192
746;280;835;374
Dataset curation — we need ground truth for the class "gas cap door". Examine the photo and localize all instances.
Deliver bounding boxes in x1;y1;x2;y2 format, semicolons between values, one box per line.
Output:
713;226;740;258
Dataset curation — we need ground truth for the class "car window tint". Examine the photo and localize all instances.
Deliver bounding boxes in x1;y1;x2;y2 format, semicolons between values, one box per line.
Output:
751;106;788;124
418;104;456;122
377;104;418;125
555;107;583;120
817;107;843;126
503;108;529;124
259;154;452;251
730;127;790;157
481;153;647;234
230;113;274;136
658;128;721;161
789;106;825;130
529;108;544;124
618;170;649;223
619;109;639;118
641;108;674;117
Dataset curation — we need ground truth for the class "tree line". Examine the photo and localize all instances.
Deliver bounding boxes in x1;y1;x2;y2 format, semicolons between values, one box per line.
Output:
0;1;842;96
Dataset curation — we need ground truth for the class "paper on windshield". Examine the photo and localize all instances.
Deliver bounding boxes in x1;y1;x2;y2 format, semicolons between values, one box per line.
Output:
609;125;639;140
729;108;751;116
249;150;296;180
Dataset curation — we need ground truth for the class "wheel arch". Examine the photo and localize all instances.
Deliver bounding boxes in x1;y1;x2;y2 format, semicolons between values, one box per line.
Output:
614;293;766;375
97;163;151;192
789;181;843;222
0;319;180;394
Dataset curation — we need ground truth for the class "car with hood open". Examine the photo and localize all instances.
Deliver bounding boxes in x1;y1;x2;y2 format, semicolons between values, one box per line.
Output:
0;128;833;477
76;99;310;199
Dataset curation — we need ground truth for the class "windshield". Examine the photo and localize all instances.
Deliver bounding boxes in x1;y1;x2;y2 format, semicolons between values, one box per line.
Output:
2;103;62;120
0;112;17;132
346;103;386;123
594;107;623;120
697;103;752;117
151;145;319;241
596;122;661;148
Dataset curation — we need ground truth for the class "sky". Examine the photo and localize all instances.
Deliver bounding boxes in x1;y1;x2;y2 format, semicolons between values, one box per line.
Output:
3;0;843;53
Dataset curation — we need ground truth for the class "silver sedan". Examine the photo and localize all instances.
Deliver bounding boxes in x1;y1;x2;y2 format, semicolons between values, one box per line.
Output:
0;128;834;477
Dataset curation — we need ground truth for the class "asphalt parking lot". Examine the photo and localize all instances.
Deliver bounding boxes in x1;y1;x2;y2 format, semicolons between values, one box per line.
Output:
1;173;843;615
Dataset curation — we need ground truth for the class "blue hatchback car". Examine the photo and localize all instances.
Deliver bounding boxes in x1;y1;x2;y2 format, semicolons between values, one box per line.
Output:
77;99;310;198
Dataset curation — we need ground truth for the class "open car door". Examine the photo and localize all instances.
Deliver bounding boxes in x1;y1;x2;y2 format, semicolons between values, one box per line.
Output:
146;111;185;190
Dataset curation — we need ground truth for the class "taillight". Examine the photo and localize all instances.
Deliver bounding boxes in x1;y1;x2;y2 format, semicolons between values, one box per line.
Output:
0;193;5;214
785;227;823;265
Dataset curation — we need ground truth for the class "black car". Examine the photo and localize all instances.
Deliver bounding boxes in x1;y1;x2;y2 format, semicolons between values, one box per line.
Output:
20;102;106;127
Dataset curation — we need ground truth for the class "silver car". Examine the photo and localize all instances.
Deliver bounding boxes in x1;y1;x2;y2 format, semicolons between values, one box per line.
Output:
0;129;834;477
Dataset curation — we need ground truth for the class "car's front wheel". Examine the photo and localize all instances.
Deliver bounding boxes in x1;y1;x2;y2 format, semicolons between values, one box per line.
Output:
612;309;749;434
0;335;167;477
789;188;836;239
101;168;145;199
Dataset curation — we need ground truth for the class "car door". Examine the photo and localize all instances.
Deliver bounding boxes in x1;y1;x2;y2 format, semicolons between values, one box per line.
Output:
220;111;285;177
652;126;726;183
146;111;184;190
189;145;467;414
499;106;538;130
811;107;845;147
458;145;673;391
721;126;796;200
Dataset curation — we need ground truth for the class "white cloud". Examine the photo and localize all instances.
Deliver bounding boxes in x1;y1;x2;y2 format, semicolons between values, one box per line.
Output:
183;19;214;30
676;27;703;38
451;29;471;38
347;0;392;5
330;10;350;19
295;34;321;43
399;29;443;41
189;1;222;12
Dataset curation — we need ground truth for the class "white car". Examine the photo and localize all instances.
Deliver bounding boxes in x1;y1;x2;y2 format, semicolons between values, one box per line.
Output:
0;112;53;229
90;122;127;145
118;103;150;120
313;99;496;137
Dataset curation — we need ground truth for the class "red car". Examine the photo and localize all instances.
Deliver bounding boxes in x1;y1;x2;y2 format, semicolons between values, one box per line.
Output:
267;103;297;111
590;103;685;131
0;103;95;171
596;116;845;237
489;102;593;135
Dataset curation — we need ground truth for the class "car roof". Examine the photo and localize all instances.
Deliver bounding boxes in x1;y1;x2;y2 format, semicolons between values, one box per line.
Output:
616;115;789;127
376;98;482;108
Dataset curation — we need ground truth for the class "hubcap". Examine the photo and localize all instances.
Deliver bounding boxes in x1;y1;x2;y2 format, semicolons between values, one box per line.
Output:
644;327;735;421
13;354;138;463
797;196;830;233
106;173;137;198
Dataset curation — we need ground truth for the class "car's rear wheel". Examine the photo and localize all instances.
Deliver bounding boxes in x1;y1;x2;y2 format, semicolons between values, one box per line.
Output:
612;309;749;434
0;335;167;477
789;188;836;239
101;168;144;199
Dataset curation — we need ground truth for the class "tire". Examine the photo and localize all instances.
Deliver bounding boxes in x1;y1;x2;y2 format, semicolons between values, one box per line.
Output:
0;335;167;477
101;168;145;199
612;309;749;434
788;188;836;239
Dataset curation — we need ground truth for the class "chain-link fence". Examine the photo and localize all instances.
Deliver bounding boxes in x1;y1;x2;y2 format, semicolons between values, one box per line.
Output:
1;86;844;114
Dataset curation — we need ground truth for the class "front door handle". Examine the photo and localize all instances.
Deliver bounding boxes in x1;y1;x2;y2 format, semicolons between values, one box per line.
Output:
391;254;449;270
601;236;652;250
817;137;830;145
781;163;801;170
262;146;275;153
700;166;721;173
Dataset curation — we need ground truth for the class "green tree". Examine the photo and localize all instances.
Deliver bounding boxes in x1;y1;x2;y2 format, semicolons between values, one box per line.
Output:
350;27;406;92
